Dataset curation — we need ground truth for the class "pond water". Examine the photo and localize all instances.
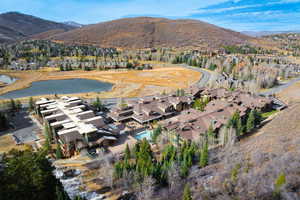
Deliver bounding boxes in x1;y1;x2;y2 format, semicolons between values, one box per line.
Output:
0;74;17;84
0;78;113;99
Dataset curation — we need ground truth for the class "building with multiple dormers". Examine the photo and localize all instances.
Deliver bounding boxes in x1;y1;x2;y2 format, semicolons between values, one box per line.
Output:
36;96;119;157
108;95;193;124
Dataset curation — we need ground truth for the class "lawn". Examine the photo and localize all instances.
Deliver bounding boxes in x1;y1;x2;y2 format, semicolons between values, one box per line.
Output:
262;110;279;119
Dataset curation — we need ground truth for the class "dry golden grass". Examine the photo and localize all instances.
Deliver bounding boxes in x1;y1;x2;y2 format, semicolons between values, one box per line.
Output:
277;80;300;104
0;134;28;153
0;66;201;101
0;81;6;87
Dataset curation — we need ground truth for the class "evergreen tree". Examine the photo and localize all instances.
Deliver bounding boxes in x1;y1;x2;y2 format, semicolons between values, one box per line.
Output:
182;184;192;200
29;97;35;111
44;135;52;153
207;125;215;145
0;112;8;130
228;111;244;136
124;144;131;161
56;143;63;159
43;122;52;153
246;110;255;132
236;116;243;136
253;109;262;126
56;185;64;200
92;97;103;111
9;98;16;113
16;100;22;111
199;140;209;168
56;185;70;200
0;149;68;200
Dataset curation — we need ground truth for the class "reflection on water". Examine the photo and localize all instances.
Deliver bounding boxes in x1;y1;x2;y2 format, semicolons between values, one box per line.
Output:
0;78;113;99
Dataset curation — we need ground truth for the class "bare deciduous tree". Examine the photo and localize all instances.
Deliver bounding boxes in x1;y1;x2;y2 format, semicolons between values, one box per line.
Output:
167;162;181;192
98;151;114;188
136;176;155;200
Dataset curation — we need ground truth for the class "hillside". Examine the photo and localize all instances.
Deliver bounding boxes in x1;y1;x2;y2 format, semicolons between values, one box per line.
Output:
183;104;300;200
0;12;75;43
48;17;253;49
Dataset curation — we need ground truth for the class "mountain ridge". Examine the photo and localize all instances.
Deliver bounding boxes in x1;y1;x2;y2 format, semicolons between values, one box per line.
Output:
45;16;254;49
0;11;76;43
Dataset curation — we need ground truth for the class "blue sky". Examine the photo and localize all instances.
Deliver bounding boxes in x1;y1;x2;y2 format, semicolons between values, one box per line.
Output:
1;0;300;31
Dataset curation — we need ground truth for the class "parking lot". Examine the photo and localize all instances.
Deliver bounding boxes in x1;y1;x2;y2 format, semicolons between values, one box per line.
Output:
8;111;40;144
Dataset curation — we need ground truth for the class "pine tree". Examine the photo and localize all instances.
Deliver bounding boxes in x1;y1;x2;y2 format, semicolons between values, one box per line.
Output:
124;144;131;161
43;122;52;153
182;183;192;200
44;134;51;153
207;125;215;145
9;98;16;112
56;185;70;200
0;112;8;130
199;140;208;168
56;143;63;159
29;97;35;111
246;110;255;132
253;109;262;126
56;185;64;200
236;116;243;136
16;100;22;111
93;97;103;111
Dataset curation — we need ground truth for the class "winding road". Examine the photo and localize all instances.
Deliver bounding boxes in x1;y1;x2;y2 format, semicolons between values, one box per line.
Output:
259;77;300;96
99;64;212;107
4;64;300;109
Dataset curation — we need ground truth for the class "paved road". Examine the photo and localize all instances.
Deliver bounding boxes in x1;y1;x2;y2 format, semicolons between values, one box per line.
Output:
178;64;212;87
260;76;300;96
6;64;300;109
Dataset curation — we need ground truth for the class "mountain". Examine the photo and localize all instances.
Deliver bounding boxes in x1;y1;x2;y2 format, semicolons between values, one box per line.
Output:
62;21;83;28
48;17;253;49
243;30;300;37
0;12;76;43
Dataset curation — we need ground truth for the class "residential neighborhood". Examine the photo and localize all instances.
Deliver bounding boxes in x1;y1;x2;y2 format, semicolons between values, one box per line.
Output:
26;84;284;158
1;2;300;200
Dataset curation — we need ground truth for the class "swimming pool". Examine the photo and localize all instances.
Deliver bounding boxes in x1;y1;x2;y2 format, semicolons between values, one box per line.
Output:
134;130;153;140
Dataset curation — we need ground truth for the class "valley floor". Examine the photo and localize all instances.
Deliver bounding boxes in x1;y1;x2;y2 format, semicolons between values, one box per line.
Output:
0;66;201;101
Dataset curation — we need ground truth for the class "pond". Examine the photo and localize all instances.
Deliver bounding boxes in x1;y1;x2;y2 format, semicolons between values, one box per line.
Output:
0;78;113;99
0;74;17;84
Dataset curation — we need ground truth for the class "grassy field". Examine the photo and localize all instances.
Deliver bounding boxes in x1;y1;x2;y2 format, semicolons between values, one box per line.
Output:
0;66;201;101
277;80;300;104
0;134;28;153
